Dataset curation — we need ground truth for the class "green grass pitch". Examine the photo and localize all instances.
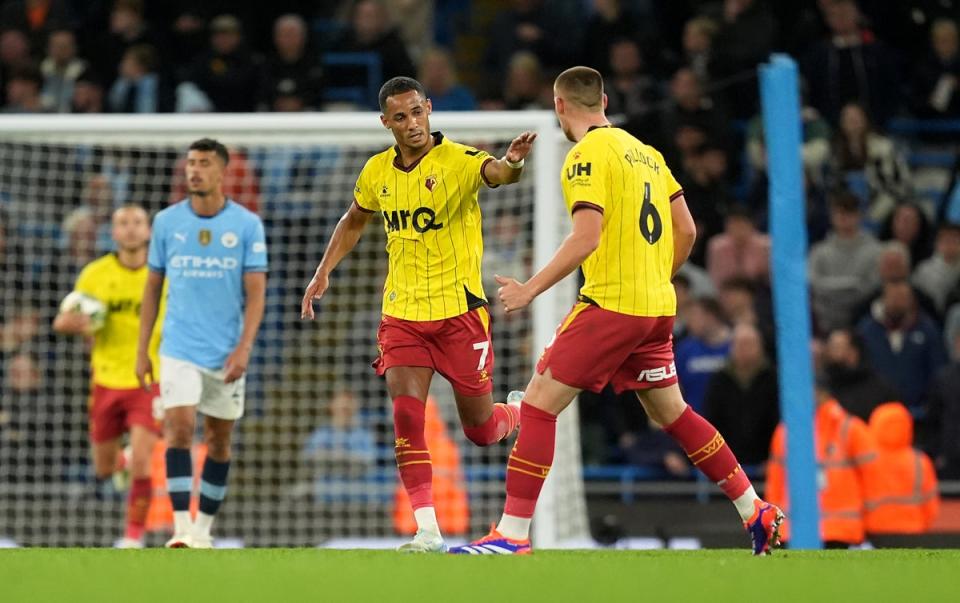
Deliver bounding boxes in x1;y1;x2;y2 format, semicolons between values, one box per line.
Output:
1;549;957;602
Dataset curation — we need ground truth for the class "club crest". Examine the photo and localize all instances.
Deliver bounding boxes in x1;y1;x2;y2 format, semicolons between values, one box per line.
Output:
424;175;438;192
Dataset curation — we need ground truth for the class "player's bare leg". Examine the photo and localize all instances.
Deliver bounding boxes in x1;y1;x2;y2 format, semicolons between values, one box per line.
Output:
453;391;520;446
91;437;121;499
115;425;157;548
189;415;235;548
385;366;447;552
163;406;197;548
449;369;576;554
636;385;784;554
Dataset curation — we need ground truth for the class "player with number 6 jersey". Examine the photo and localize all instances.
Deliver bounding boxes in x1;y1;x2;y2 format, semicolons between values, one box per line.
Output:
450;66;784;556
301;76;536;553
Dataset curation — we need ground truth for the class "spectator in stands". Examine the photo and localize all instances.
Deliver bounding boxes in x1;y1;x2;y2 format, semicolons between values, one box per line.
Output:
913;223;960;315
166;10;206;72
260;14;323;111
853;241;939;323
675;297;731;415
702;322;779;466
927;322;960;477
501;51;550;111
182;14;261;113
107;44;172;113
0;0;71;54
831;102;911;225
61;206;97;268
485;0;570;92
40;29;87;113
767;379;878;547
824;327;900;421
679;143;735;263
801;0;901;126
864;402;939;537
0;29;30;106
581;0;648;77
337;0;415;83
91;0;162;87
302;388;376;503
708;0;776;118
418;48;476;112
656;68;728;166
911;18;960;119
879;202;934;268
706;206;770;287
269;79;306;112
809;191;882;333
680;17;717;83
2;63;45;113
604;38;660;121
857;280;946;410
745;96;832;192
717;276;775;358
70;67;103;113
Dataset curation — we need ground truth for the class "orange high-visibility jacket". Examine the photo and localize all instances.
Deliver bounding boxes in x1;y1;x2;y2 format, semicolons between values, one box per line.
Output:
393;396;469;535
864;402;939;534
767;399;878;544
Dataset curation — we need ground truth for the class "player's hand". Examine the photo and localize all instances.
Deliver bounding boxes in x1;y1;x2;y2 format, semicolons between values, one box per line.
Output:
136;353;154;392
300;269;330;320
224;346;250;384
505;131;538;164
495;274;534;313
54;311;92;336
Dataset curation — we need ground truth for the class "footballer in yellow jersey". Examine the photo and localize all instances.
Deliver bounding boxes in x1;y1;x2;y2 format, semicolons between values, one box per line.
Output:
451;67;782;556
53;204;163;547
301;77;535;552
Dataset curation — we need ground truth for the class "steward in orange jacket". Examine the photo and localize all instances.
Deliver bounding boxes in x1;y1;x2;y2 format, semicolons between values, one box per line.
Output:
864;402;939;534
767;386;879;546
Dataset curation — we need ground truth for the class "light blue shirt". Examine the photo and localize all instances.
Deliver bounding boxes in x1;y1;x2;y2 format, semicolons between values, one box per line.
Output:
148;199;267;369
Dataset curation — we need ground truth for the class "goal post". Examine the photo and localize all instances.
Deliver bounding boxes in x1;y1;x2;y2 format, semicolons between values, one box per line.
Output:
0;111;588;547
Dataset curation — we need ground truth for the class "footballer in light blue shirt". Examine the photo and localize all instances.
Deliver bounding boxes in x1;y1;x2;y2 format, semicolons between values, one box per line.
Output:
136;138;267;548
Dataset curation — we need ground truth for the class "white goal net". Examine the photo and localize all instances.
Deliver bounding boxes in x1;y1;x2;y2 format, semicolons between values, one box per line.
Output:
0;112;587;547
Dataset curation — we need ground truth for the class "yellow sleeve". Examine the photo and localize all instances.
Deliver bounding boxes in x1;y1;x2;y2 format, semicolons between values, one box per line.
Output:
459;144;496;189
72;263;102;300
353;160;379;213
561;145;606;215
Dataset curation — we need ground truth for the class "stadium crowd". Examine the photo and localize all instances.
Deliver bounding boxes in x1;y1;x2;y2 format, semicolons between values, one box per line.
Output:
2;0;960;500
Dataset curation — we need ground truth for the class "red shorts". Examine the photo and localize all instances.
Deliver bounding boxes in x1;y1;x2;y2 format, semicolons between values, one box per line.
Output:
536;302;677;394
89;384;162;443
373;307;494;397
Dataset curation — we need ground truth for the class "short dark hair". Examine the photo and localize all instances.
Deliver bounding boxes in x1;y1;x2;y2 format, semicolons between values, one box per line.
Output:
10;64;42;88
938;221;960;236
720;276;755;295
378;76;425;113
125;44;158;72
724;205;753;223
188;138;229;165
691;296;727;323
554;66;604;111
828;189;861;213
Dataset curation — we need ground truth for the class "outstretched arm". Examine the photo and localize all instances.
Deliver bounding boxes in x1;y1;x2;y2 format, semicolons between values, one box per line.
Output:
300;202;374;319
482;131;538;186
670;194;697;277
496;208;603;313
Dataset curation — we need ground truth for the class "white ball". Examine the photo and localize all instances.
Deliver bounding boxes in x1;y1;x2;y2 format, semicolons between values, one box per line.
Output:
59;291;107;332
